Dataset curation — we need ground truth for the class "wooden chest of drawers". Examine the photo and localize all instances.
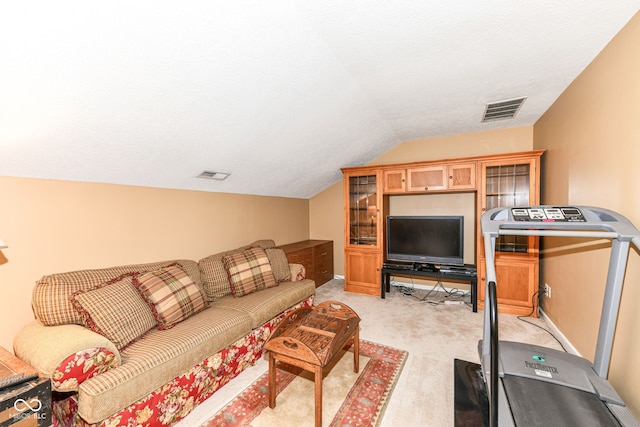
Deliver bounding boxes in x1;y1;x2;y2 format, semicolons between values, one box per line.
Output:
277;240;334;287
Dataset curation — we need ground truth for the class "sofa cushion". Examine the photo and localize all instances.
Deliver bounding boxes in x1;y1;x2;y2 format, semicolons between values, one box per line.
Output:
71;273;157;350
77;306;252;423
265;248;291;282
223;247;277;297
211;279;316;328
33;260;202;327
198;251;239;301
199;240;277;301
134;265;209;330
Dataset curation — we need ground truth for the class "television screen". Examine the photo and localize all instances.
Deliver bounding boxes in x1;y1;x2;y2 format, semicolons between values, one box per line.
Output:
385;215;464;266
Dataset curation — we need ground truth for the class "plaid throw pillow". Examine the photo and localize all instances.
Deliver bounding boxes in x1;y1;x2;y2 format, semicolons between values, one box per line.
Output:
71;273;157;349
265;248;291;282
223;247;277;297
134;264;209;330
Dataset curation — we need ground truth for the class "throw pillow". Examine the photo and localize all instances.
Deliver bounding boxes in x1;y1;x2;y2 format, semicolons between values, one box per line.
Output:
223;247;277;297
265;248;291;282
70;272;157;349
134;264;209;330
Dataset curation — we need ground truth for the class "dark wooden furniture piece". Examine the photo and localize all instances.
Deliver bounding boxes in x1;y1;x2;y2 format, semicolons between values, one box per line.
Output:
381;266;478;312
0;347;51;427
277;240;334;287
264;301;360;427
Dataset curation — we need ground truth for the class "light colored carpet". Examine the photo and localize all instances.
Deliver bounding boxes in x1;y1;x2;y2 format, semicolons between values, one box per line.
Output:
177;278;562;427
250;351;370;427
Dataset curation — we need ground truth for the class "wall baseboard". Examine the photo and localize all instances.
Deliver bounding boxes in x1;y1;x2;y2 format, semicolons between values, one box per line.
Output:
538;308;581;356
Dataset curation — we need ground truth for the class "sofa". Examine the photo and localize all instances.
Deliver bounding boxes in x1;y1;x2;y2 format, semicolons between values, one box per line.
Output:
13;239;317;426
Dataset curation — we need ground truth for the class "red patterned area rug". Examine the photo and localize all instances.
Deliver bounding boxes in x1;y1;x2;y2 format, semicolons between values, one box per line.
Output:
203;340;407;427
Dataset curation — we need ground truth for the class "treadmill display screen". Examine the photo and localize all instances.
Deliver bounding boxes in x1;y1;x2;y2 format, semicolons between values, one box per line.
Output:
511;206;586;222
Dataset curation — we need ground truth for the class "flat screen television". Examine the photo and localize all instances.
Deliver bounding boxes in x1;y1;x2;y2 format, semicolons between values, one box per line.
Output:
385;215;464;267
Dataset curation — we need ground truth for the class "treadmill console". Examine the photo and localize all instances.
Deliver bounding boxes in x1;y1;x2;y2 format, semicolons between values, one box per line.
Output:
511;206;587;222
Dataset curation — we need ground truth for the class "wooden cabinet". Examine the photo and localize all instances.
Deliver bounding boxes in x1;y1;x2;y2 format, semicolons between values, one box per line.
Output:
382;162;476;194
342;170;385;295
278;240;334;287
342;150;543;315
477;153;542;316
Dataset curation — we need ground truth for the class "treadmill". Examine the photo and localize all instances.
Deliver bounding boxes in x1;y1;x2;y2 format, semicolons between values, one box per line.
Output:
480;206;640;427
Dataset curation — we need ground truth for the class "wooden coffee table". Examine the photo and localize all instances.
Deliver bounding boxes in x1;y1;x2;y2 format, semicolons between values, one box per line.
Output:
264;301;361;427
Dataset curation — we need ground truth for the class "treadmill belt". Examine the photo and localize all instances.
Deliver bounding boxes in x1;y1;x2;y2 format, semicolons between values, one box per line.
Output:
502;375;622;426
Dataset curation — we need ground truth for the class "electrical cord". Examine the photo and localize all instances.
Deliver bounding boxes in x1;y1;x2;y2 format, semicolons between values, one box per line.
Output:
391;275;470;306
517;289;567;352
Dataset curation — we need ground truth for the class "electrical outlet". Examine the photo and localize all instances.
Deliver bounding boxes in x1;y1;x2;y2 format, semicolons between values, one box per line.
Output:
544;283;552;298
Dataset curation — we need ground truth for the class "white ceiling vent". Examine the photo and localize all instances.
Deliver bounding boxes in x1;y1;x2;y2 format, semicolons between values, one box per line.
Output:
197;171;231;181
482;97;526;122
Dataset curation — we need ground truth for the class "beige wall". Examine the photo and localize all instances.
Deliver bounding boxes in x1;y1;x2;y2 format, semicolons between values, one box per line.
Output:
309;126;534;278
534;11;640;416
0;177;309;351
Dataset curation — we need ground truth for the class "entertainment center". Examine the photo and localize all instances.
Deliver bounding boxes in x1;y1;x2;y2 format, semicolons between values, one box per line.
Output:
341;149;544;316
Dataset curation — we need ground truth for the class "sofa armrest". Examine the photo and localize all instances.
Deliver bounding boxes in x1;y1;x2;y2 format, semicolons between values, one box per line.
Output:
288;263;306;281
14;321;121;392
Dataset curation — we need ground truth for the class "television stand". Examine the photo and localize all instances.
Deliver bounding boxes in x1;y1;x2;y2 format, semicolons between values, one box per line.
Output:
381;265;477;312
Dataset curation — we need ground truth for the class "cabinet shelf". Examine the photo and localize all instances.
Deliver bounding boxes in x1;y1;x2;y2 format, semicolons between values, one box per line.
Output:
485;172;530;179
349;238;377;245
485;192;529;198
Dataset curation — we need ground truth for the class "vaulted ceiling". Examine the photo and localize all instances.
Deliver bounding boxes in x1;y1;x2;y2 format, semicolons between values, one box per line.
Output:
2;2;639;198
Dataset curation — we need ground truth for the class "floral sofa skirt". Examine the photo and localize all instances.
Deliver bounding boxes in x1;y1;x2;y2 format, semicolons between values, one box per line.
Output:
52;296;314;426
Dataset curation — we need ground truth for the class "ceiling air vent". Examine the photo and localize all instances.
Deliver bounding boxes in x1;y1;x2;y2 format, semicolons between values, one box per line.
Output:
482;97;526;122
197;170;231;181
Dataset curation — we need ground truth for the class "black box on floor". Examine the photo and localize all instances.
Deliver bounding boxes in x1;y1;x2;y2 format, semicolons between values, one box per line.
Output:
0;377;51;427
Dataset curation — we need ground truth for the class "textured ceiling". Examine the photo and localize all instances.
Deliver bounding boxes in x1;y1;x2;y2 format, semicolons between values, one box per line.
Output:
1;1;639;198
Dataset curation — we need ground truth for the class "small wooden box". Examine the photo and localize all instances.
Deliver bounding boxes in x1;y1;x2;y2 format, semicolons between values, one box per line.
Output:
0;348;51;427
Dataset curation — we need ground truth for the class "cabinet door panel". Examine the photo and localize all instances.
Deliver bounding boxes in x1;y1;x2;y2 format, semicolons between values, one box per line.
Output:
346;173;381;247
383;169;406;193
344;250;381;295
448;163;476;190
407;166;447;191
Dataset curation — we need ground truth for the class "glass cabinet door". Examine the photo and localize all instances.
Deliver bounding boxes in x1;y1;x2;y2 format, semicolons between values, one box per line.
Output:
348;175;378;246
484;163;532;253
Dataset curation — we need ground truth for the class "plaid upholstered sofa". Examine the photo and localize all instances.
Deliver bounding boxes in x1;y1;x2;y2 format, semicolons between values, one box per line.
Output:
14;239;316;426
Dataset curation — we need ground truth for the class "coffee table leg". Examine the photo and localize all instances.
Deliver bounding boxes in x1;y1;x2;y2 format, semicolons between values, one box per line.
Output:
314;365;322;427
353;327;360;373
269;353;276;409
